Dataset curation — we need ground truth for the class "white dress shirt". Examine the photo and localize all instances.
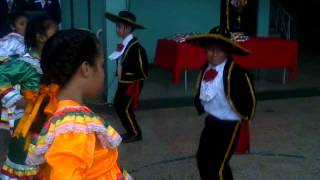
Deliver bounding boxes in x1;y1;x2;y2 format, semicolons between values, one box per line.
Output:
108;34;133;61
200;60;241;121
108;34;134;79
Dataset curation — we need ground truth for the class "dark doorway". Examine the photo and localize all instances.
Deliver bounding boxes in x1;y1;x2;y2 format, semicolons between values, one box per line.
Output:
220;0;258;36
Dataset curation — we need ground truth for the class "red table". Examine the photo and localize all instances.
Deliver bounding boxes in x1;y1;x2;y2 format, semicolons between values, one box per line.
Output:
154;37;298;83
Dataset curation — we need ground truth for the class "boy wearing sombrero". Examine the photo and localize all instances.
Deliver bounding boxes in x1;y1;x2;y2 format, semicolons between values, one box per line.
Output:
105;11;148;143
189;27;256;180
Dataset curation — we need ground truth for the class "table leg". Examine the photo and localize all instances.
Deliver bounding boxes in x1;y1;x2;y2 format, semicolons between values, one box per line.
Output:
254;69;260;82
282;68;287;85
184;69;188;94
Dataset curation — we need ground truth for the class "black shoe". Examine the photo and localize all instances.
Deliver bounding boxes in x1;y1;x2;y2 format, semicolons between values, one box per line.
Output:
121;133;142;143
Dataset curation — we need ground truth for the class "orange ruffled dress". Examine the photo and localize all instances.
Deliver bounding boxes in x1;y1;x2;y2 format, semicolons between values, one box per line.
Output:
26;100;132;180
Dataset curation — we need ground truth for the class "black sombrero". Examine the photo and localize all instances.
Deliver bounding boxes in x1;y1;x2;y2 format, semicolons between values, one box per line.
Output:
186;26;250;56
105;11;145;29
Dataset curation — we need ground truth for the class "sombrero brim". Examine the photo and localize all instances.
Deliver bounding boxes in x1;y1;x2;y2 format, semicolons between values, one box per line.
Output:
105;12;145;29
186;34;250;56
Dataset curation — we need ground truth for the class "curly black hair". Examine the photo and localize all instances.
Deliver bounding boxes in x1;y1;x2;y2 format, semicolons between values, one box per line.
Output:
24;15;56;49
29;29;101;134
41;29;101;86
8;11;28;27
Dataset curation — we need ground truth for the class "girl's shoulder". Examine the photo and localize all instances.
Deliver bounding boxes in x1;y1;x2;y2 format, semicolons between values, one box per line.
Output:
51;105;121;145
48;105;104;135
47;105;121;146
27;105;122;166
50;105;98;128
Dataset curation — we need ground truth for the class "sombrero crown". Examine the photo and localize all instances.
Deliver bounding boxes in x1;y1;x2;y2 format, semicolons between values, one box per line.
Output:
105;11;145;29
186;26;250;56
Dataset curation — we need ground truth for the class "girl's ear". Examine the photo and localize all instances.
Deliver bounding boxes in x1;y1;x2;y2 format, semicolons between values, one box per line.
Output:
80;61;91;78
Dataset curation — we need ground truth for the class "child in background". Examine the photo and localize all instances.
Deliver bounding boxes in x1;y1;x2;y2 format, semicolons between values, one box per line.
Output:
0;12;28;58
0;11;28;130
105;11;148;143
0;15;58;179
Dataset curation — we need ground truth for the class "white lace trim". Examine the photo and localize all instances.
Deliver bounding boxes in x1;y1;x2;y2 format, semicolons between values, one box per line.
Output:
26;111;122;166
200;80;219;102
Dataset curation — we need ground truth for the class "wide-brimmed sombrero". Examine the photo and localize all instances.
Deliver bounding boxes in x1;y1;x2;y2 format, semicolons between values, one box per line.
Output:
186;27;250;56
105;11;145;29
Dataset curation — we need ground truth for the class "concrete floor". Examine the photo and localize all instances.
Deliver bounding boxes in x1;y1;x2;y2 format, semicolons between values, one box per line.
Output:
0;97;319;180
114;96;320;180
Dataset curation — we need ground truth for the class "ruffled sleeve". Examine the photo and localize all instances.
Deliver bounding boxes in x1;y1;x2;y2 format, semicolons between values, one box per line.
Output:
0;33;25;57
26;106;122;166
26;104;127;179
0;60;39;107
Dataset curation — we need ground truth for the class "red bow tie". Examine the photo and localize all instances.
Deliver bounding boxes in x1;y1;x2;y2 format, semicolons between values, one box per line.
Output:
116;44;124;52
203;69;218;82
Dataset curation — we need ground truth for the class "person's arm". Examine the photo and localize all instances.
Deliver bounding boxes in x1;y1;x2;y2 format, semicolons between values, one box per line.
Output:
13;40;25;56
46;133;96;180
0;37;15;57
242;71;256;121
0;60;24;108
0;47;11;57
136;46;148;79
0;36;25;56
121;45;148;81
194;65;207;115
0;60;39;108
230;67;257;121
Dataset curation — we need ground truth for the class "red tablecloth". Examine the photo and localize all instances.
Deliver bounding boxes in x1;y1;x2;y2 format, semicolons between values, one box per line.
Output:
154;37;298;83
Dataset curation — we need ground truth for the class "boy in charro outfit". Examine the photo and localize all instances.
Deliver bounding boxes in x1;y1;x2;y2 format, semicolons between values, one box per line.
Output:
105;11;148;143
189;27;256;180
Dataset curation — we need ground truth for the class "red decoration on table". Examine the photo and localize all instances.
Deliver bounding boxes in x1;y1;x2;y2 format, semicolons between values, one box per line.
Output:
154;40;207;83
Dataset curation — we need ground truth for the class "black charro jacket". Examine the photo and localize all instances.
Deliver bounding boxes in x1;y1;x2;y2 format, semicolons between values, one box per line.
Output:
194;60;257;121
118;37;148;83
